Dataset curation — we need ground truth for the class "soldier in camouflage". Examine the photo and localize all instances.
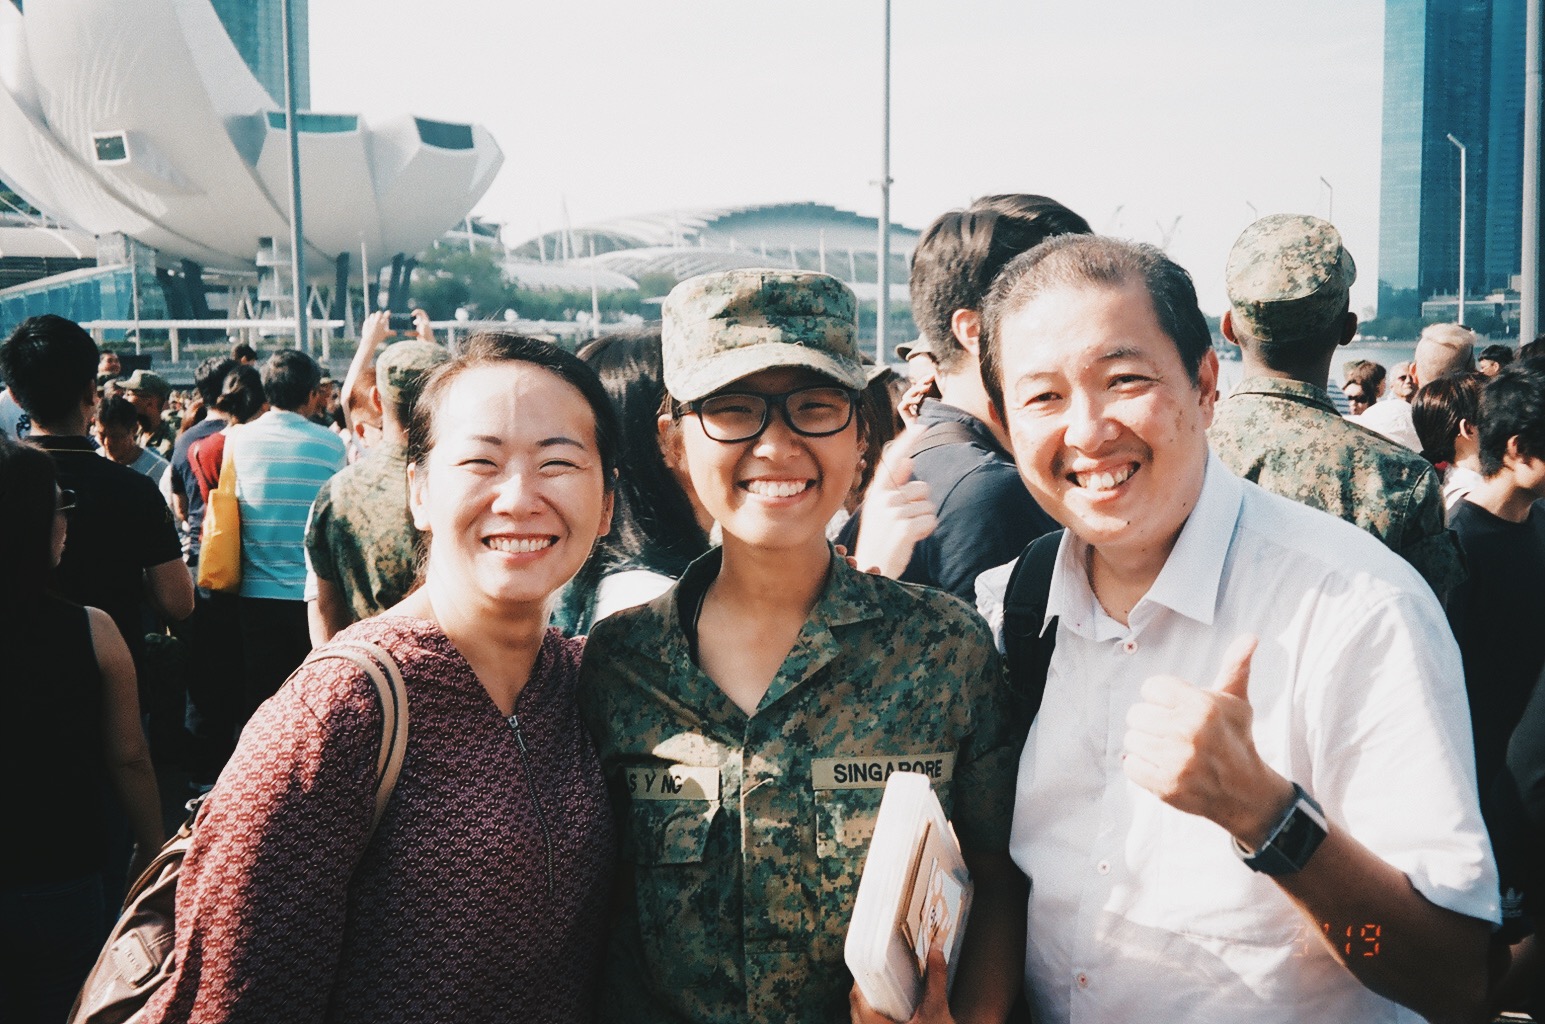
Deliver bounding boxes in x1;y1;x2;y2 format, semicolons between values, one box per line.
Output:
1209;214;1465;598
303;339;448;642
578;269;1024;1024
124;368;178;458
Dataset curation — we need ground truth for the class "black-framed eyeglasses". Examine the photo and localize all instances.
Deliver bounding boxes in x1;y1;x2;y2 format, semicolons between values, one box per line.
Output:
56;488;77;513
683;386;860;443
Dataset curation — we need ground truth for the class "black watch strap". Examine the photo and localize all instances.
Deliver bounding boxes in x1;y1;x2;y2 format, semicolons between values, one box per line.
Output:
1233;783;1328;876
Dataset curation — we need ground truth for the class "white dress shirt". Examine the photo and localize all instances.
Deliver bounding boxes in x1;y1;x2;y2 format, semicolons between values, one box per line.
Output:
1011;455;1498;1024
1351;397;1422;452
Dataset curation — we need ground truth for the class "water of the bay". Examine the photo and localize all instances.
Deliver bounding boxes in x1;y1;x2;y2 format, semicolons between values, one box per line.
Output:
1217;340;1418;396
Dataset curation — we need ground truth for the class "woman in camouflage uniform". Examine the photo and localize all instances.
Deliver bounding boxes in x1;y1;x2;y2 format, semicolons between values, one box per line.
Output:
580;270;1026;1024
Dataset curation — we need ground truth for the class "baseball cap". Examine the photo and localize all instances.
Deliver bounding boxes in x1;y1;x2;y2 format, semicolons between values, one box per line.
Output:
1225;214;1356;344
375;340;449;410
894;335;934;362
122;369;171;401
661;269;866;402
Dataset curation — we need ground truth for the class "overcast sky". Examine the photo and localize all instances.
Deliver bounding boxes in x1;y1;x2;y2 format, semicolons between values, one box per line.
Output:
309;0;1387;316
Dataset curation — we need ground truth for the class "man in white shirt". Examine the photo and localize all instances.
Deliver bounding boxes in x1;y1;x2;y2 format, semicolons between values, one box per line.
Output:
972;235;1499;1024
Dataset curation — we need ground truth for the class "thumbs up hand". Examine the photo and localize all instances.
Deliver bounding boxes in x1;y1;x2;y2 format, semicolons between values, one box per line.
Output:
1121;634;1296;848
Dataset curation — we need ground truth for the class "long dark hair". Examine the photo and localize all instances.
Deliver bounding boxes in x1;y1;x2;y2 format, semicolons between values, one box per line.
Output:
0;436;59;602
571;330;709;591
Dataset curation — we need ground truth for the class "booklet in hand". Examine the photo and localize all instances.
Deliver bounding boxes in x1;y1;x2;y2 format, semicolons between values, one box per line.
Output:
845;771;973;1021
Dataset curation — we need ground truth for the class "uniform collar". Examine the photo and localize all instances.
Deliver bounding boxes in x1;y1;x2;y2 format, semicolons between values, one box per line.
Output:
1046;453;1242;639
1227;375;1337;414
645;544;886;719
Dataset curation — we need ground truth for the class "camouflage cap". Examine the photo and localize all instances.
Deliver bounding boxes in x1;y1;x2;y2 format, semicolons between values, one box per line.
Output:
122;369;171;400
894;335;934;362
661;269;866;402
375;340;449;410
1225;214;1356;344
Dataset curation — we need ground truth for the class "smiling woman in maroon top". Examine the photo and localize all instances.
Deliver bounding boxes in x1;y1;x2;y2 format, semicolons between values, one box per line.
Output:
146;334;620;1024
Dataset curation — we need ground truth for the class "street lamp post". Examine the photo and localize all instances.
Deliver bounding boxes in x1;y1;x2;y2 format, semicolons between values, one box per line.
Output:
1448;133;1467;326
875;0;892;364
1319;177;1334;223
280;0;307;353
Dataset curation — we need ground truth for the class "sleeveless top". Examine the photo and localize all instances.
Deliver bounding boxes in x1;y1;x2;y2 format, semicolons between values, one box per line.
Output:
1;593;107;881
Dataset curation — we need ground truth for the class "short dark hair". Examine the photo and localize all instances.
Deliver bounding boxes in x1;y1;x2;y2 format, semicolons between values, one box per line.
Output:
1411;372;1484;465
1477;361;1545;477
195;356;238;406
0;435;59;599
260;349;322;411
0;315;98;426
96;395;140;434
909;195;1091;374
230;341;258;362
408;332;622;582
410;333;619;486
1479;343;1515;367
979;235;1213;418
214;364;266;423
1343;359;1386;394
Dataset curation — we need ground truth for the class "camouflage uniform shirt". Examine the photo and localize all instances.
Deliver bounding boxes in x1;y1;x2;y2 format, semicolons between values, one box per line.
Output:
141;418;177;460
304;441;420;624
1208;376;1465;595
578;548;1020;1024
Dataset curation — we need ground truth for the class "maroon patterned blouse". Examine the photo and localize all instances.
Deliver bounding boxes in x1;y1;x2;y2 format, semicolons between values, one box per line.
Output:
144;616;616;1023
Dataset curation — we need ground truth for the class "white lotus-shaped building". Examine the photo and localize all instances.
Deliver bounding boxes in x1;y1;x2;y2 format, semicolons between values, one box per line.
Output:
0;0;502;276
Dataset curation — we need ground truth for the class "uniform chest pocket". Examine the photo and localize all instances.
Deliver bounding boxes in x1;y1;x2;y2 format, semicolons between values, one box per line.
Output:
814;788;883;860
630;800;719;866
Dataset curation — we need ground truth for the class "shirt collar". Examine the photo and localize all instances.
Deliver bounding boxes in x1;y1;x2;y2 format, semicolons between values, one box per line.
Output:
1227;375;1336;413
25;434;94;452
1046;453;1243;639
916;400;1004;446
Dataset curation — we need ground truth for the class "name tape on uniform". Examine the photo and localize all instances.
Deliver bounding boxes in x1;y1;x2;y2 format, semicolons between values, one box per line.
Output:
811;752;956;790
626;764;720;801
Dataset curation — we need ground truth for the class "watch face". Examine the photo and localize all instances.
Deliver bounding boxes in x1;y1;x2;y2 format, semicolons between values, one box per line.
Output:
1236;784;1328;876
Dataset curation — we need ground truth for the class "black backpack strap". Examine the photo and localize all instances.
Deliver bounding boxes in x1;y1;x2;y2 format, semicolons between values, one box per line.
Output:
909;419;981;457
1001;529;1064;726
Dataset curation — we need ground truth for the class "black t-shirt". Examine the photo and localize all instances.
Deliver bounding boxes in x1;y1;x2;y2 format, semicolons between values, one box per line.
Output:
840;401;1057;602
1;594;109;880
1447;498;1545;796
31;435;183;668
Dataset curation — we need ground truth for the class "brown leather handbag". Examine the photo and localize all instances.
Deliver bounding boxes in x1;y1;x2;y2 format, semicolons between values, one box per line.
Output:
67;641;410;1024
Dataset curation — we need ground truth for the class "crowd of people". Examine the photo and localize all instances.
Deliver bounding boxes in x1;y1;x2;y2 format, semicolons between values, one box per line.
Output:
0;196;1542;1024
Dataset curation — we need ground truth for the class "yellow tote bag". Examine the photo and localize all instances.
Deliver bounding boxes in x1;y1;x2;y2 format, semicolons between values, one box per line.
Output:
196;442;242;593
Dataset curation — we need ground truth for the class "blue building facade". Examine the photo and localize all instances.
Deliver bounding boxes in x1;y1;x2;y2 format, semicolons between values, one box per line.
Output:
1378;0;1493;319
208;0;310;110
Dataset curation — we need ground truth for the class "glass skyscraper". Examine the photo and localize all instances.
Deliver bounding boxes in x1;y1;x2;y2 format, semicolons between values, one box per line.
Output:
1377;0;1493;318
209;0;310;111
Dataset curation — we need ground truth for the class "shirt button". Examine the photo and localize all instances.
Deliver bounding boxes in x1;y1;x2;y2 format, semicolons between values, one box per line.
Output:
1122;639;1138;654
1097;860;1111;875
1076;972;1089;989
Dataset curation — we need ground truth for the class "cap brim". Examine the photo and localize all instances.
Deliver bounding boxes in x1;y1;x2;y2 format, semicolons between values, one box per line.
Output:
666;341;868;401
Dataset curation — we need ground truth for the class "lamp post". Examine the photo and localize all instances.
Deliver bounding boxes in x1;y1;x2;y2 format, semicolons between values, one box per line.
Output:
875;0;892;363
1525;0;1542;340
1319;177;1334;223
280;0;307;352
1447;133;1467;326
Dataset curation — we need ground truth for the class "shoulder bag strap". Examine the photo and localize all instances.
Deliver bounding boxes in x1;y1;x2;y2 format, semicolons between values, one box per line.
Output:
303;641;410;836
1000;529;1065;726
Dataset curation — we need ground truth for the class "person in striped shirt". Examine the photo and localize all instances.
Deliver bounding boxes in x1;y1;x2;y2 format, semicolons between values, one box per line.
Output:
227;349;347;722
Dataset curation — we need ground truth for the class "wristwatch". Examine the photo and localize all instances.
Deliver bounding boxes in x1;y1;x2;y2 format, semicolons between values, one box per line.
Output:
1233;782;1328;876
